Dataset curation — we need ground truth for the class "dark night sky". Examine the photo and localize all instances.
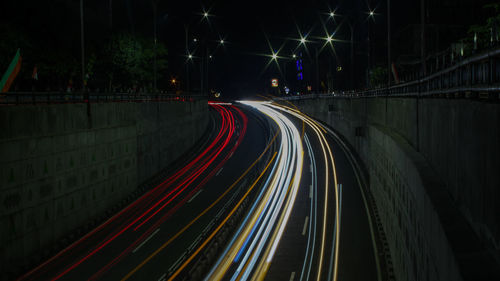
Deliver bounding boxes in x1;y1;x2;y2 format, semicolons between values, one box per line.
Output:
1;0;495;97
159;0;412;96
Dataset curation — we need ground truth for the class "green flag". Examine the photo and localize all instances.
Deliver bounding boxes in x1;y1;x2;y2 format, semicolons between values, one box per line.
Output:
0;48;22;92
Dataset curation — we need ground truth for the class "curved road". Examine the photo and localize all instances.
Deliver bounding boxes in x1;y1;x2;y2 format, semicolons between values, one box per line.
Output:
17;100;379;281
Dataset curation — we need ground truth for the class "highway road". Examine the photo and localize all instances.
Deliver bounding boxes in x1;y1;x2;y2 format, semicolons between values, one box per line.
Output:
17;100;379;281
17;102;275;281
202;101;379;281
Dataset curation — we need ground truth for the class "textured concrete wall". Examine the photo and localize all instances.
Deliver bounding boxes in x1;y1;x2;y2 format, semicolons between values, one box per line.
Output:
0;100;208;275
290;97;499;281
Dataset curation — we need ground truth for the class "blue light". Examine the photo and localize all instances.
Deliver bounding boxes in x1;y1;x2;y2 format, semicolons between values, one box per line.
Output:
296;59;303;71
297;72;303;81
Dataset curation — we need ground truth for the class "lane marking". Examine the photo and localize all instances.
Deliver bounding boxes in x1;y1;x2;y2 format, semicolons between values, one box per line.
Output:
188;189;203;203
216;167;224;176
132;228;160;253
120;108;279;281
157;273;166;281
301;134;318;281
323;125;383;281
290;271;296;281
167;153;279;281
302;216;309;236
168;253;186;273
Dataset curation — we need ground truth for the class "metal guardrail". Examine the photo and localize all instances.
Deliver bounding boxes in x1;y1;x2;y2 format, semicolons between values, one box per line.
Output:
0;92;207;105
278;47;500;100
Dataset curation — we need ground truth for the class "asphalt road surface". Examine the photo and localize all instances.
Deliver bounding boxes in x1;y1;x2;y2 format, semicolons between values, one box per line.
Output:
17;100;379;281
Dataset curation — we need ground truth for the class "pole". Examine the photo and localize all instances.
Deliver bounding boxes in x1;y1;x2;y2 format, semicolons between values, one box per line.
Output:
109;0;113;92
387;0;392;87
315;47;319;93
420;0;426;76
206;47;209;95
350;23;355;89
200;48;204;94
153;1;157;93
368;17;371;86
80;0;85;92
184;25;190;93
109;0;112;29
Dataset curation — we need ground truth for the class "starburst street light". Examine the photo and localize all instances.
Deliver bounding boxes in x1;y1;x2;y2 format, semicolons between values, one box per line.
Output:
272;53;278;60
329;11;335;17
369;10;375;16
326;35;333;43
220;39;224;44
204;12;209;18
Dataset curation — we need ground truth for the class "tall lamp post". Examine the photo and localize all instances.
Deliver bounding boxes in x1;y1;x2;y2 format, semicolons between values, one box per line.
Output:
152;0;158;93
80;0;85;92
185;24;190;93
332;7;377;89
388;0;392;86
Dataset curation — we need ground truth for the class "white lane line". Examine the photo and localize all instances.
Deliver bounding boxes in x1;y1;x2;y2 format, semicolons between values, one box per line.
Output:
157;273;166;281
290;271;296;281
169;253;185;273
310;163;313;172
302;216;309;236
188;189;203;203
216;167;224;176
133;228;160;253
309;184;313;199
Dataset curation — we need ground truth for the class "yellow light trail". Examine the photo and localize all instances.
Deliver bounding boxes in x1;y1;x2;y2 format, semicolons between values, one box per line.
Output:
269;102;340;281
167;152;278;281
120;131;279;281
206;101;304;281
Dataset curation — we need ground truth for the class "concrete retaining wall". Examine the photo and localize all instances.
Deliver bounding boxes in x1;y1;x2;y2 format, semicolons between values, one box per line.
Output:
290;97;499;281
0;100;208;275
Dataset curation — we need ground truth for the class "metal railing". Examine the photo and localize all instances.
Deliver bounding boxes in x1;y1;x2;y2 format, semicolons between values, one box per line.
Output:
0;91;207;105
277;46;500;100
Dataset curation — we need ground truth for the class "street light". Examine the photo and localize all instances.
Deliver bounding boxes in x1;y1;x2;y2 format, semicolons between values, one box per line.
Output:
182;9;215;94
79;0;85;92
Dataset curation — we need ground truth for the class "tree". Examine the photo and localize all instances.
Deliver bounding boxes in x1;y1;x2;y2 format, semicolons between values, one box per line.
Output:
107;32;167;91
466;2;500;52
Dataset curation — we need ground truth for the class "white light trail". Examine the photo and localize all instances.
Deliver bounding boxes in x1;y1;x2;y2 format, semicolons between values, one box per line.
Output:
205;101;341;281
